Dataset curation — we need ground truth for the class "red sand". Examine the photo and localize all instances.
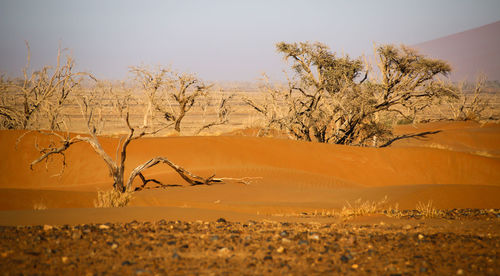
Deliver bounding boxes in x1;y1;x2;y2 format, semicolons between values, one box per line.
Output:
0;121;499;224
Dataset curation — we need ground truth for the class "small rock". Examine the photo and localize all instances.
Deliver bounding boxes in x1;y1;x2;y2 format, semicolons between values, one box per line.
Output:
61;256;69;264
71;232;82;239
340;255;350;263
111;243;118;250
298;240;309;245
210;235;219;241
172;252;181;260
403;224;412;230
121;260;133;266
216;218;227;223
418;234;424;240
281;238;291;244
309;234;320;241
280;231;289;237
99;224;110;230
43;225;53;231
263;255;273;261
276;246;285;253
135;269;151;275
456;269;464;275
218;247;230;256
352;264;359;269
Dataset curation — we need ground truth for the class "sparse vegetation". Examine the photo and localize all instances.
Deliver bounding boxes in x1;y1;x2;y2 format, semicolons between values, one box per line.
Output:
246;42;459;146
340;196;390;217
94;189;134;208
416;200;442;218
0;42;90;130
32;201;48;210
130;66;233;135
448;74;493;121
28;81;225;195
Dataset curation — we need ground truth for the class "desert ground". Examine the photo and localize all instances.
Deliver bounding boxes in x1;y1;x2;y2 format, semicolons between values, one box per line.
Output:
0;120;499;274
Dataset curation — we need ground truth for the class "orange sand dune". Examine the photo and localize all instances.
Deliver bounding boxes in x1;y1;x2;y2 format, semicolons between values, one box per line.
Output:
0;121;499;222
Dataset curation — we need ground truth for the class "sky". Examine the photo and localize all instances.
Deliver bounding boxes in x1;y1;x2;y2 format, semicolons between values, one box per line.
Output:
1;0;500;82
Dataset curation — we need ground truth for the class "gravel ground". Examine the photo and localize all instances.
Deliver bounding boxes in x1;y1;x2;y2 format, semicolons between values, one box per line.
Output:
0;213;499;275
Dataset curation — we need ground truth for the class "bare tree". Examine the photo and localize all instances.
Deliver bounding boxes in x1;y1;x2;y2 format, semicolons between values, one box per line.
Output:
130;66;216;134
448;74;491;121
194;90;234;135
129;65;169;127
0;42;89;130
159;71;213;133
30;82;223;195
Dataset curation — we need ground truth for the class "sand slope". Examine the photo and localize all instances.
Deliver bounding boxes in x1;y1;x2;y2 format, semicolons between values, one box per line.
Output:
0;121;499;219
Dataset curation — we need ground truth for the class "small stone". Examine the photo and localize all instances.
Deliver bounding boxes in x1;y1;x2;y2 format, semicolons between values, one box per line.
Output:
340;255;350;263
352;264;359;269
309;234;320;240
403;224;412;230
210;235;219;241
276;246;285;253
61;256;69;263
218;247;230;256
122;260;133;266
418;234;424;240
263;255;273;261
99;224;110;230
111;243;118;250
298;240;309;245
280;231;289;237
172;252;181;260
456;269;464;275
281;238;291;243
135;269;151;275
216;218;227;223
43;225;53;231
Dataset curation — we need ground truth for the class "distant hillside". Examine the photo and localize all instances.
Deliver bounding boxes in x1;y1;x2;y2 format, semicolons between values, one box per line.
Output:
414;21;500;82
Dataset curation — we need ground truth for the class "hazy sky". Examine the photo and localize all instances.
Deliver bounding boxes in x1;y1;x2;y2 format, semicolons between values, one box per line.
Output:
1;0;500;82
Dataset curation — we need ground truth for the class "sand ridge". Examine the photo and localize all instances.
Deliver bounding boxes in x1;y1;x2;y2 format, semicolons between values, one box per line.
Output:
0;121;499;217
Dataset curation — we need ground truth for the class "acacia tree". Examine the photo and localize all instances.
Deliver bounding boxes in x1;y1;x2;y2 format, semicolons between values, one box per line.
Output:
370;44;456;121
247;42;455;146
0;43;88;130
30;82;224;197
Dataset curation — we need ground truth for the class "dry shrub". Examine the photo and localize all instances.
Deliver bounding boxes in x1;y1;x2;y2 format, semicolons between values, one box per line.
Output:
448;75;491;121
33;201;48;210
340;196;389;217
416;200;441;218
94;189;133;208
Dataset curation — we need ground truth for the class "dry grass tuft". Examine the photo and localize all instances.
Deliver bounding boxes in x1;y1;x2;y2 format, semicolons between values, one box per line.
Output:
416;200;441;218
340;196;389;217
94;189;134;208
33;201;48;210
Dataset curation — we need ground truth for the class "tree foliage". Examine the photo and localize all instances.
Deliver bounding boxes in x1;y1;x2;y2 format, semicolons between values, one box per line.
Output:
248;41;457;146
